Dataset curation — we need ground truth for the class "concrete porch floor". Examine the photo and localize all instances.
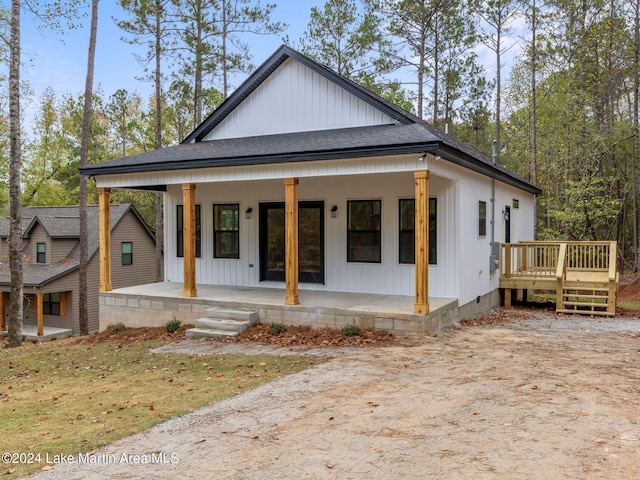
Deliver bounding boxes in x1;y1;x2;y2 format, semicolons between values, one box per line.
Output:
0;324;73;342
99;282;460;338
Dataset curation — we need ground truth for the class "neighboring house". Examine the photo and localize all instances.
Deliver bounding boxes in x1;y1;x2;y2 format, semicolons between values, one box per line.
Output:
81;46;540;334
0;205;161;335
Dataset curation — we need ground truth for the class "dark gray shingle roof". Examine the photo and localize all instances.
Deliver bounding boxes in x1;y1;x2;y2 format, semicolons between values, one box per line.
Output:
0;204;136;287
80;45;540;195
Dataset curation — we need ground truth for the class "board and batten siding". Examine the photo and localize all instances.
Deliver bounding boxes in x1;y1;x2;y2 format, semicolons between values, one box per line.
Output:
204;58;397;141
163;170;456;298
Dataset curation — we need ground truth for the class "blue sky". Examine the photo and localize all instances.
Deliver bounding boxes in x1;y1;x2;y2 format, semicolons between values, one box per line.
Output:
20;1;523;131
21;1;318;126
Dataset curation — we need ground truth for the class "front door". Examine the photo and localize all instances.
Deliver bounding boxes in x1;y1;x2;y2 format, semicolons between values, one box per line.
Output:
259;201;324;284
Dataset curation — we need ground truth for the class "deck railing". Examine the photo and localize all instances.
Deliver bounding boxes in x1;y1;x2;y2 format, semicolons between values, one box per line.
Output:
500;241;618;316
500;241;616;279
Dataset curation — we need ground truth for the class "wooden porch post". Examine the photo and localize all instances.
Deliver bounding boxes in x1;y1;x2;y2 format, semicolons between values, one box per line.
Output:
182;183;198;298
36;293;44;337
98;188;112;292
0;292;5;331
284;178;299;305
414;170;430;314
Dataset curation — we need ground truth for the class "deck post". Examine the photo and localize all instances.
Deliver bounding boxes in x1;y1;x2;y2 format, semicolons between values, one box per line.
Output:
284;178;299;305
182;183;198;298
98;187;112;292
36;293;44;337
414;170;430;314
0;292;5;331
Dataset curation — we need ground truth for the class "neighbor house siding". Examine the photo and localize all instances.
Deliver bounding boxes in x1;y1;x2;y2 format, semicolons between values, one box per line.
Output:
29;225;50;263
23;275;78;333
110;212;160;288
52;239;78;263
204;58;396;141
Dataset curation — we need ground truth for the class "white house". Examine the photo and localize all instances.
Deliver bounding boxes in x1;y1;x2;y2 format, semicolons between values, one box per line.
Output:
82;46;539;336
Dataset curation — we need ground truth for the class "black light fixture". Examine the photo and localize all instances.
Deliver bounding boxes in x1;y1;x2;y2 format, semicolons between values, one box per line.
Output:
418;153;427;162
330;205;338;218
245;207;253;219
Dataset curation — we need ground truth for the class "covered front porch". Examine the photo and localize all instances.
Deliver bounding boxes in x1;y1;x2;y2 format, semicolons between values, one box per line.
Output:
98;282;459;338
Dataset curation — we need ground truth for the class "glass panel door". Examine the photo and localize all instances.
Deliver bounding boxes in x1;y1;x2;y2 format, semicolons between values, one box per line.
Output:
259;202;324;283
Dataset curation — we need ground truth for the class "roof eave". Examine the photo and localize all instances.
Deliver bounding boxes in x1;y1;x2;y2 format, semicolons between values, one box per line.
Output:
80;142;440;176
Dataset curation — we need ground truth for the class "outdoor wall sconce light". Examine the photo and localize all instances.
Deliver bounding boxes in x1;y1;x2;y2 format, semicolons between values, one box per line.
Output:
502;209;509;221
330;205;338;218
418;153;427;162
245;207;253;219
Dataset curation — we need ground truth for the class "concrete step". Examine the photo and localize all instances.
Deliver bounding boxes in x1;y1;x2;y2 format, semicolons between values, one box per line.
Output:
203;307;259;324
194;318;250;332
185;328;239;340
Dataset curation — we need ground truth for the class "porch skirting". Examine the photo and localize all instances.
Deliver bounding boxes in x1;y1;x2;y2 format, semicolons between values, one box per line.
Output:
98;283;500;338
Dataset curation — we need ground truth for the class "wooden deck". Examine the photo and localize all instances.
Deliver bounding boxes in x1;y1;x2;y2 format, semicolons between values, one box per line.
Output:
499;241;618;316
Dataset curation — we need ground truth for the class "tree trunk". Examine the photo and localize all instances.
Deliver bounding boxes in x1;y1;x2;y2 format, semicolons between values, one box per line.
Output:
155;0;164;283
633;0;640;271
7;0;23;348
530;0;538;239
79;0;99;335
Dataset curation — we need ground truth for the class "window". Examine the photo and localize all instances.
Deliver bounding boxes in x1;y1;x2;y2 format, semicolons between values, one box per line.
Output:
347;200;381;263
213;204;239;259
478;201;487;237
177;204;201;258
43;293;60;316
36;243;46;263
399;198;437;265
512;198;519;209
122;242;133;265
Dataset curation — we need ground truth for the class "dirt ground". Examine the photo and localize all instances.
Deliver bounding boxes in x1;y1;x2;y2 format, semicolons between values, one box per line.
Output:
26;307;640;480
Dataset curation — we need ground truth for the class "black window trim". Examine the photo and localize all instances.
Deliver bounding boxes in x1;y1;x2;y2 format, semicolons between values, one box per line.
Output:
177;204;202;258
121;241;133;266
36;242;46;263
43;292;61;316
213;203;240;259
478;200;487;237
398;197;437;266
347;199;382;264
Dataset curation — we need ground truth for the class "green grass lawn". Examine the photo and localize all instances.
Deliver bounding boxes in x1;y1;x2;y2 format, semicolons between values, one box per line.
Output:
0;338;321;478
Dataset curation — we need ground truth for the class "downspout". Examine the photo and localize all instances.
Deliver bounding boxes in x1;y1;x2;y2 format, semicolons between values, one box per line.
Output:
490;140;498;273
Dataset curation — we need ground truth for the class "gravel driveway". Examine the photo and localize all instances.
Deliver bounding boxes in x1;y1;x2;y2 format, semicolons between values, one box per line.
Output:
26;311;640;479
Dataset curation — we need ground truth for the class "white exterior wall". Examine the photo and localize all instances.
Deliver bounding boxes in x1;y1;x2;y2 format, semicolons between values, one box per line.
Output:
204;58;397;140
163;170;457;298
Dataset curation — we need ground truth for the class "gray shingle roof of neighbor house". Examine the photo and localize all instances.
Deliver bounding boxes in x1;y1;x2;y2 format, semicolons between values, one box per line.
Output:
81;45;541;196
0;204;150;287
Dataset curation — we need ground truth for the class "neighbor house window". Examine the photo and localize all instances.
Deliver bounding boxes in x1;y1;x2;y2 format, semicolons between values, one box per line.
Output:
177;204;201;258
122;242;133;265
399;198;437;265
43;293;60;316
347;200;381;263
213;204;239;259
478;201;487;237
36;243;46;263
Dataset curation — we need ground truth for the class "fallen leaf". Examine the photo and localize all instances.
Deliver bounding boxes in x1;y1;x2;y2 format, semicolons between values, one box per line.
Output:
531;385;538;390
368;402;380;407
577;412;590;417
250;434;259;439
149;405;155;411
326;462;334;469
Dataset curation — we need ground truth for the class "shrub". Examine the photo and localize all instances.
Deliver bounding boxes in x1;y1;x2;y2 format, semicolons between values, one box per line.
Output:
341;324;361;337
269;322;288;335
111;322;126;334
165;317;182;333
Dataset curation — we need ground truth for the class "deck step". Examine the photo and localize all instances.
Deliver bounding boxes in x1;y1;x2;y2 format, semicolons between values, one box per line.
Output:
194;318;251;331
557;309;615;317
203;307;259;323
185;328;240;340
186;307;259;339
